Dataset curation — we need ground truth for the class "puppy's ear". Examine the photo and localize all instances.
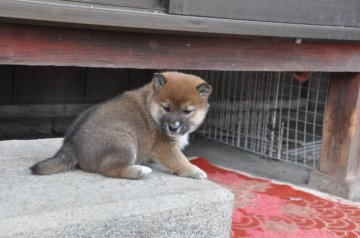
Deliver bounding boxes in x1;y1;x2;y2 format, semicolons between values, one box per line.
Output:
153;73;166;91
197;83;212;98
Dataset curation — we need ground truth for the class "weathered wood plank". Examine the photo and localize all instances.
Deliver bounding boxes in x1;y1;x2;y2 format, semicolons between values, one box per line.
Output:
0;117;54;139
65;0;163;9
14;66;86;103
320;73;360;180
1;23;360;71
85;68;129;101
168;0;360;27
128;69;153;89
0;104;91;118
1;0;359;41
0;65;13;102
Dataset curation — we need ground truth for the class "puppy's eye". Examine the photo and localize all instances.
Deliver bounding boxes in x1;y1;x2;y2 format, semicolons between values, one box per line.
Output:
162;105;171;112
183;109;193;115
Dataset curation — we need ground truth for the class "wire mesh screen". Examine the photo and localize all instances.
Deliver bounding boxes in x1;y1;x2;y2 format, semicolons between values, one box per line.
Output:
187;71;330;169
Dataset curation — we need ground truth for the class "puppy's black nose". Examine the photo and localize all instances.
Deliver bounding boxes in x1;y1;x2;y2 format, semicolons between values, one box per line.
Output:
168;121;180;133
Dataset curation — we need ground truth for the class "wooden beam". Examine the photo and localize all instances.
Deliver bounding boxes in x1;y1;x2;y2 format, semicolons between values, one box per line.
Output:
309;73;360;200
1;23;360;71
320;73;360;180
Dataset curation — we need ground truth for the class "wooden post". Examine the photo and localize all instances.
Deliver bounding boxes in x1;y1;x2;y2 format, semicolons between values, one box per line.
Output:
309;73;360;200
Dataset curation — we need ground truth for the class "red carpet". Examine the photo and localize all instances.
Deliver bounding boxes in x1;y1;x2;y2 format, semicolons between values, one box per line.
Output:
191;158;360;238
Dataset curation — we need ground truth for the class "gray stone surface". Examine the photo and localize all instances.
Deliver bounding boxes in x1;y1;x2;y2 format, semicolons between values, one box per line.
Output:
0;138;233;238
185;136;311;187
308;170;360;201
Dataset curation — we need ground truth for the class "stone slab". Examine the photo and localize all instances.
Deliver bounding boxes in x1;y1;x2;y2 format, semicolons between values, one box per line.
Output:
308;170;360;201
0;138;234;238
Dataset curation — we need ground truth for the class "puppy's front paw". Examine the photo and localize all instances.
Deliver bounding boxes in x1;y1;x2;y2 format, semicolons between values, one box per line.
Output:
189;169;207;179
179;165;207;179
134;165;152;178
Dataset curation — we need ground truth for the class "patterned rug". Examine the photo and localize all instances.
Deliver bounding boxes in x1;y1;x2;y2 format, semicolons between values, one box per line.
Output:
190;158;360;238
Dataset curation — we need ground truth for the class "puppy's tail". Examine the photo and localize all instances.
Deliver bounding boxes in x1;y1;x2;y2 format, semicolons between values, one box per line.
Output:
30;146;77;175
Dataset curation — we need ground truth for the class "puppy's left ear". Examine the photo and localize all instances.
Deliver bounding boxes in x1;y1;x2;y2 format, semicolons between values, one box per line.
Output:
197;83;212;98
153;73;166;91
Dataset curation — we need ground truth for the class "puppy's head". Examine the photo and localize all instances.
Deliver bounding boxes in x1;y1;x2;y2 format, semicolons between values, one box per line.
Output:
149;72;212;137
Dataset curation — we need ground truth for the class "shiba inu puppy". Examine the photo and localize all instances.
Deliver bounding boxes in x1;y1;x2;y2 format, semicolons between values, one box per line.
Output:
30;72;212;179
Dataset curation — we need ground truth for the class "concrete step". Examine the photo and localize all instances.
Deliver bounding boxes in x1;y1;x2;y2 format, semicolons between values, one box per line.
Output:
0;138;233;238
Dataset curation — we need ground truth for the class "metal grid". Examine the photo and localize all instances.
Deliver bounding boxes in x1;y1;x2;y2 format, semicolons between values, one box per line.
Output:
186;71;330;169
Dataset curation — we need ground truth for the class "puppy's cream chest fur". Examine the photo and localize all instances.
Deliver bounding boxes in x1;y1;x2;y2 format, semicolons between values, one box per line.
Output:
177;133;189;150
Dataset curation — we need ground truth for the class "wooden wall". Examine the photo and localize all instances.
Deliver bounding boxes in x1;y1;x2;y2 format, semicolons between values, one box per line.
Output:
0;65;153;104
0;65;153;139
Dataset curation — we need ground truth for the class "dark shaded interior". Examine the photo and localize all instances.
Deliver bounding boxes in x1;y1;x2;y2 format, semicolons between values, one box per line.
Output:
0;65;154;140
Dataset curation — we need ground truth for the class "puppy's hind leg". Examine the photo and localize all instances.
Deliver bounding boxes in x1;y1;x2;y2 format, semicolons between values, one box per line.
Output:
98;145;152;179
102;162;152;179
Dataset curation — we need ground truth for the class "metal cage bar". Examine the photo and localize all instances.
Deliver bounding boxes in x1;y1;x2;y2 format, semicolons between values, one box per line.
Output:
188;71;330;169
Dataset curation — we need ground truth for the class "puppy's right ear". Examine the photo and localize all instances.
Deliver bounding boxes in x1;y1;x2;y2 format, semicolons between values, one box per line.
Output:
153;73;166;91
197;82;212;98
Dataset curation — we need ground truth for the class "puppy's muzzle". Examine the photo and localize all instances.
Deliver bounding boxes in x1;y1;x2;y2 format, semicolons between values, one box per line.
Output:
167;121;180;133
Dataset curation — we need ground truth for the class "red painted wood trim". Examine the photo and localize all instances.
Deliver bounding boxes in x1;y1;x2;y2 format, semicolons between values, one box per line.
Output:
1;23;360;71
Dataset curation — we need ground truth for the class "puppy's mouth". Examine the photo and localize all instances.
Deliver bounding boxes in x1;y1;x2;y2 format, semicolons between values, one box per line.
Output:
167;132;181;138
166;130;184;138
